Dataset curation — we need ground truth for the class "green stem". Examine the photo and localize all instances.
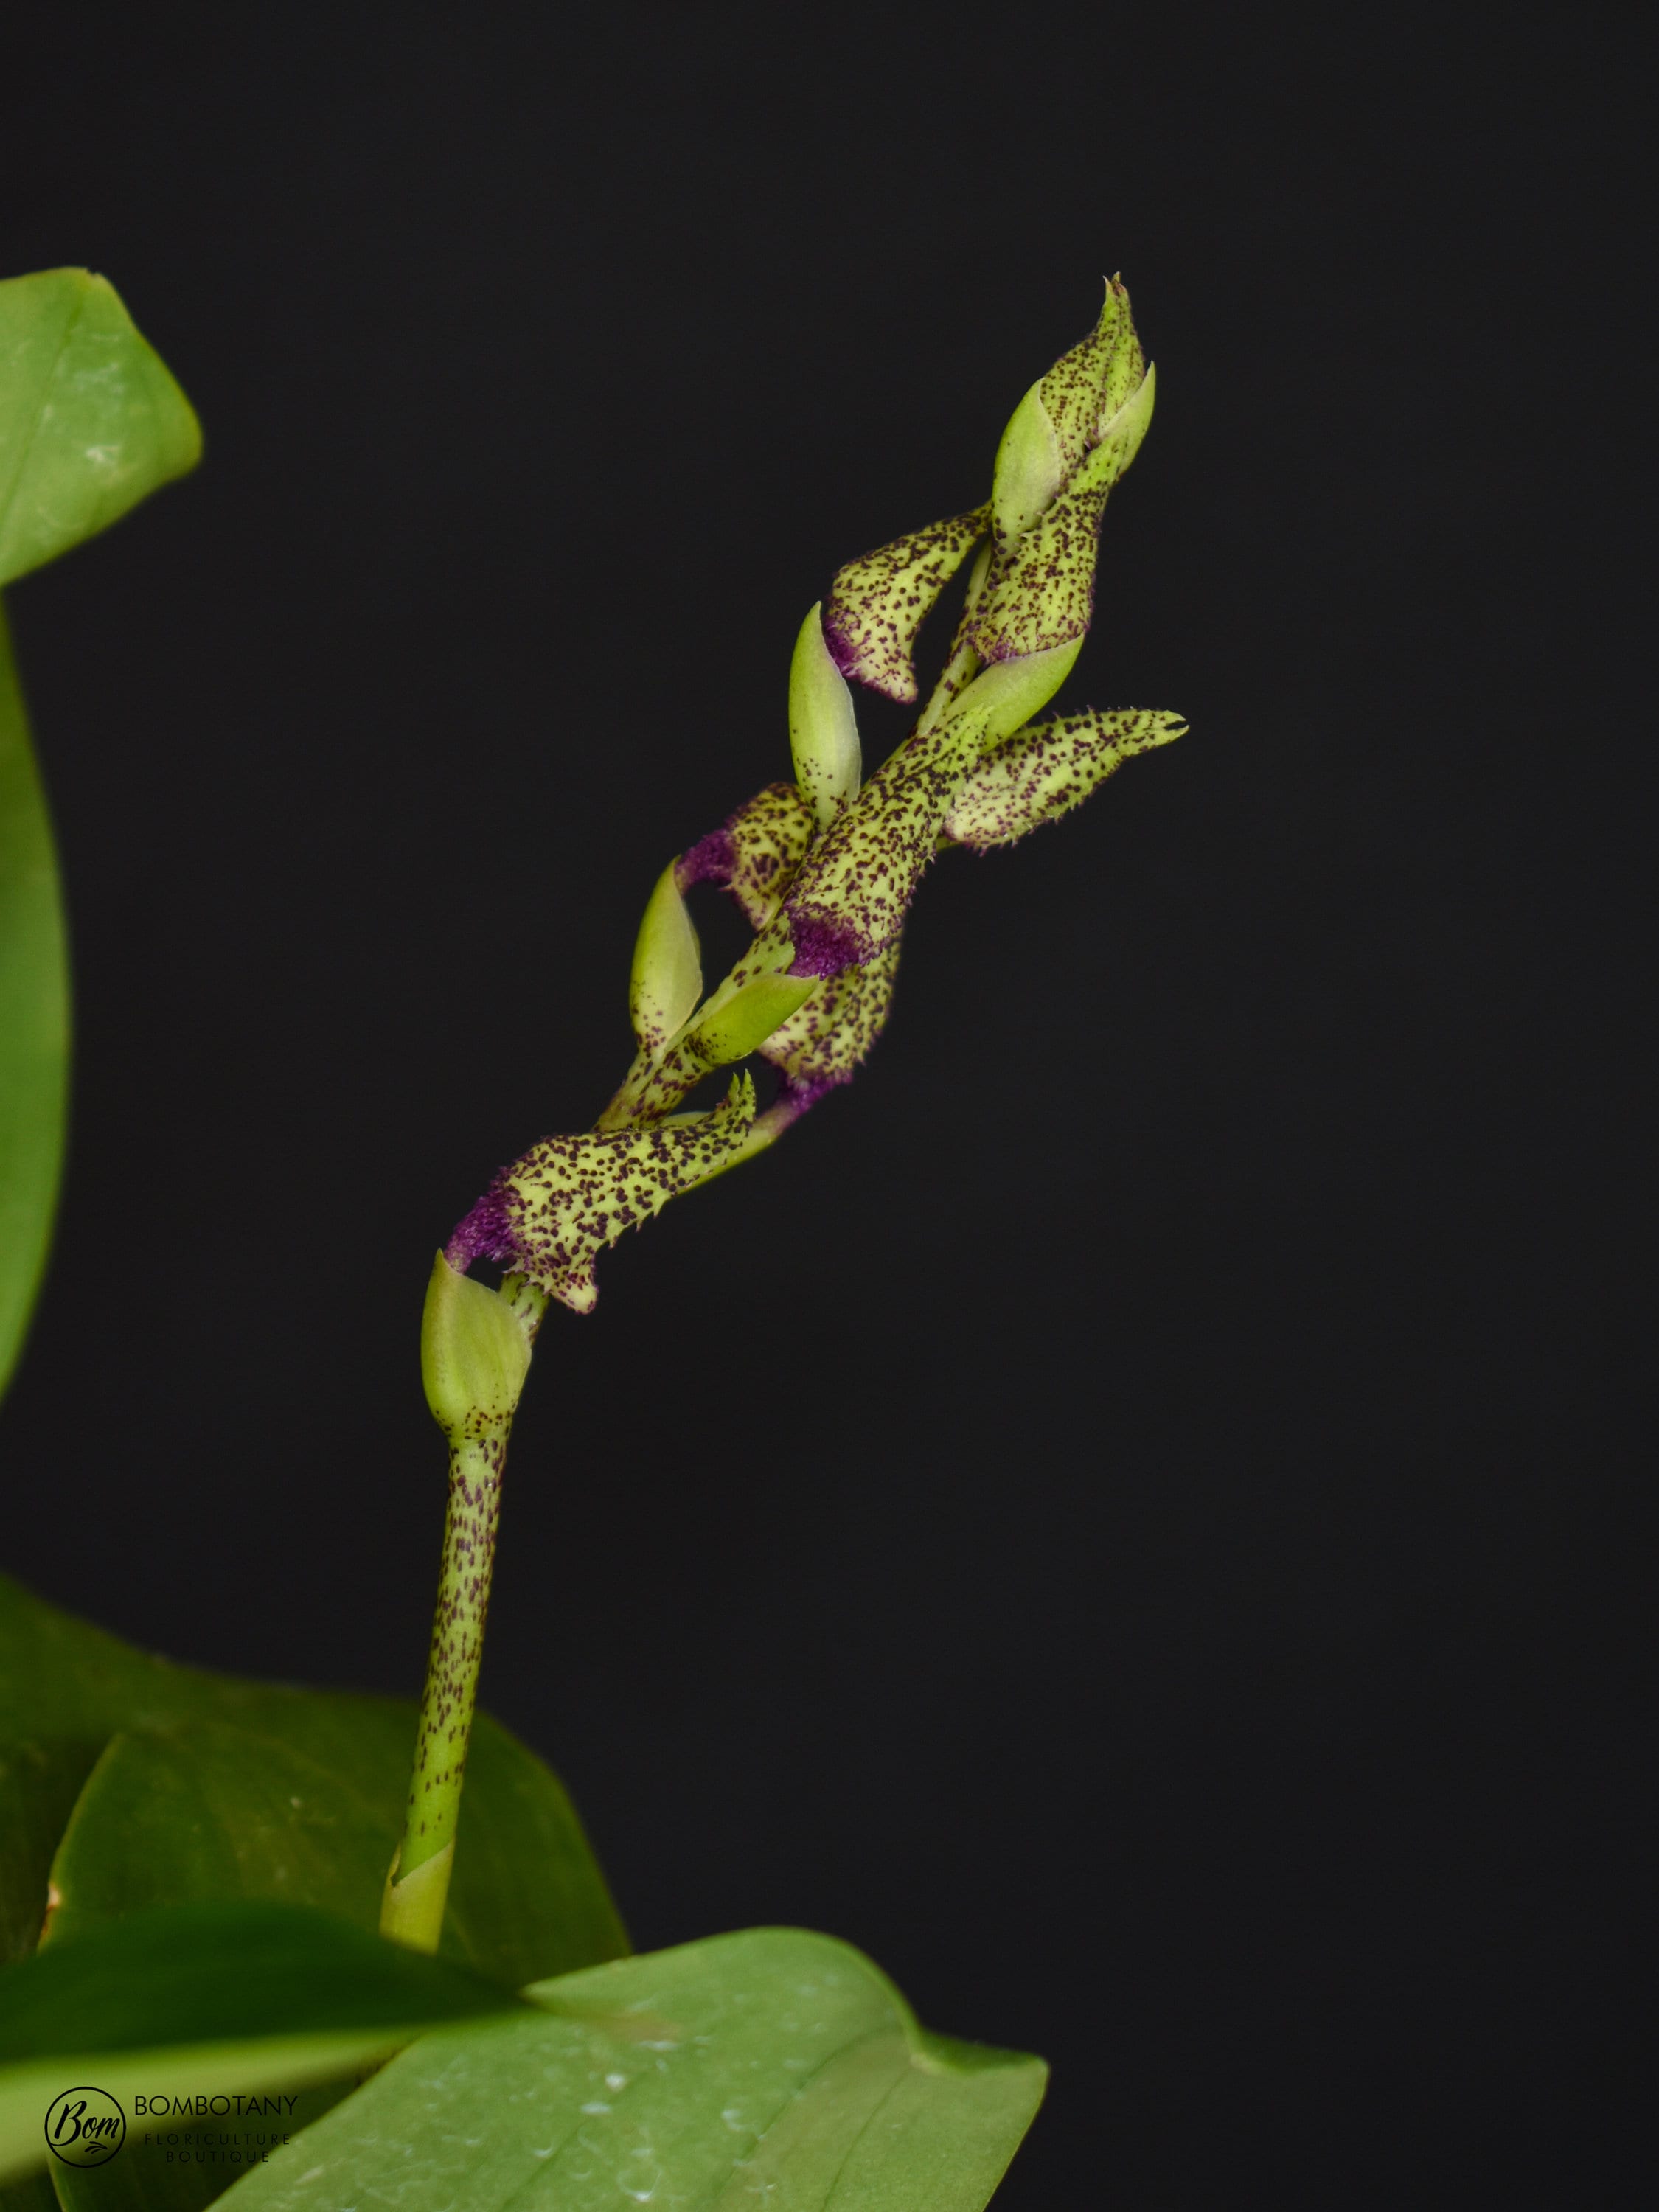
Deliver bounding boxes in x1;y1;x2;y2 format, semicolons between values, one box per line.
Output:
405;1436;504;1864
382;1271;543;1952
383;605;970;1951
383;538;1001;1952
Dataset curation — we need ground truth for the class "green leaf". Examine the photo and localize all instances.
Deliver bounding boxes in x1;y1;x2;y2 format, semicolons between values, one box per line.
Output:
0;270;201;591
1;270;200;1400
0;1573;627;1988
43;1729;414;2212
0;1903;524;2186
220;1927;1046;2212
0;606;68;1405
0;2170;55;2212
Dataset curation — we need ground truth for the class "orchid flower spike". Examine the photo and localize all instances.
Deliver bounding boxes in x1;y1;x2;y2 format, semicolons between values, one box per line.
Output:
388;276;1185;1950
445;274;1180;1315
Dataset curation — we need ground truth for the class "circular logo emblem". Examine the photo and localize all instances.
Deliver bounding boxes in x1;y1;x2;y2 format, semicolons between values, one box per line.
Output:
44;2087;126;2166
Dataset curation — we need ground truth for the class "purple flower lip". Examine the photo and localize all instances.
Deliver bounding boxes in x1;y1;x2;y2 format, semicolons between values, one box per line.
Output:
778;1073;840;1116
675;827;736;892
785;909;867;979
445;1190;516;1275
819;603;860;683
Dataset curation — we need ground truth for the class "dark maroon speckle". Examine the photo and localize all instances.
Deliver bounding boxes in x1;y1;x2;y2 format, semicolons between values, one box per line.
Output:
785;908;866;978
445;1190;516;1274
675;827;737;891
820;604;859;680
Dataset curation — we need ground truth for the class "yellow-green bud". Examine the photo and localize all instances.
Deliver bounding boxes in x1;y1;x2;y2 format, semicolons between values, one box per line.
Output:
685;971;819;1064
628;860;703;1053
420;1253;532;1444
788;603;861;827
990;381;1064;551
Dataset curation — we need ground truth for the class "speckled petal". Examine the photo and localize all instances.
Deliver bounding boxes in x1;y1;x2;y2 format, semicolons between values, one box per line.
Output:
678;782;817;933
784;643;1080;975
759;939;901;1092
822;506;990;704
453;1076;757;1313
945;708;1187;849
968;366;1155;665
1037;276;1147;486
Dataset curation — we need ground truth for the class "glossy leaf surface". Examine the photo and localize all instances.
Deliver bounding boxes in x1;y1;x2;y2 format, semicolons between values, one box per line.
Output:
0;1904;524;2185
222;1927;1046;2212
0;1574;626;1986
0;270;201;591
0;609;67;1403
1;266;201;1399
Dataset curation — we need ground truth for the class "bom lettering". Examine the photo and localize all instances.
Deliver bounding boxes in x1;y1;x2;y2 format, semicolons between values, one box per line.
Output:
44;2088;127;2167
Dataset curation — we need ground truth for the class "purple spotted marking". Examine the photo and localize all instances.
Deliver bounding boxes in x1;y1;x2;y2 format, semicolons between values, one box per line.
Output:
676;827;736;891
445;1191;515;1275
820;602;860;681
786;910;866;979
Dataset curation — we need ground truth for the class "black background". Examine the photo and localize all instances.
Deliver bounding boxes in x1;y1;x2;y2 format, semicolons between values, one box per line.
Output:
1;5;1646;2204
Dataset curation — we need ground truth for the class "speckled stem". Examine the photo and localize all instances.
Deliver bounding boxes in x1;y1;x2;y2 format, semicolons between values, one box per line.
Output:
398;1431;505;1886
385;1270;545;1952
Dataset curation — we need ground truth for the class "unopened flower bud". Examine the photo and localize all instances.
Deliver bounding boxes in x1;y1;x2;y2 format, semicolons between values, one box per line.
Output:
629;861;703;1054
970;278;1155;665
420;1253;532;1444
684;971;820;1065
1035;276;1147;487
788;604;861;827
990;380;1065;551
